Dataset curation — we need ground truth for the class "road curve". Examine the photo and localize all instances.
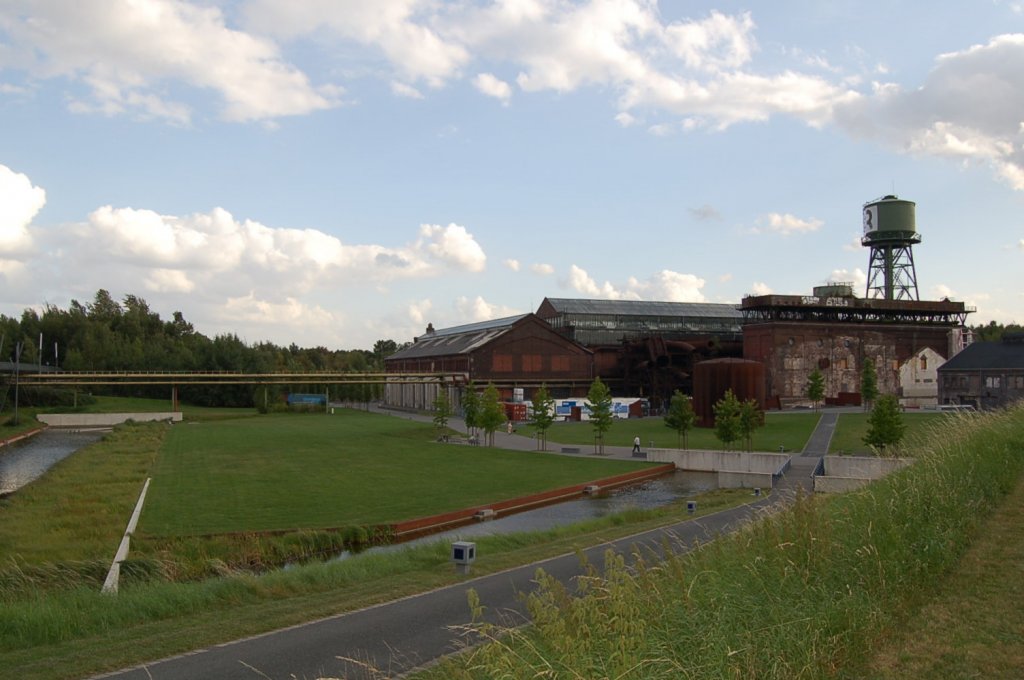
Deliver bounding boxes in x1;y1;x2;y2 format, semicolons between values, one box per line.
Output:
91;492;791;680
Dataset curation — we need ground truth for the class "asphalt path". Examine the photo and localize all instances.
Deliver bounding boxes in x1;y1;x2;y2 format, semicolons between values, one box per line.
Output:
92;493;797;680
92;408;829;680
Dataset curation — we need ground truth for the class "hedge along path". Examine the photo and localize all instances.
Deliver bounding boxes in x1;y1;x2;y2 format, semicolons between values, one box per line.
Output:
139;412;657;537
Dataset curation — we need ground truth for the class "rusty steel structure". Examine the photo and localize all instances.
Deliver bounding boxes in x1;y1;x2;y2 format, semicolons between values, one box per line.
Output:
741;290;973;404
692;358;766;427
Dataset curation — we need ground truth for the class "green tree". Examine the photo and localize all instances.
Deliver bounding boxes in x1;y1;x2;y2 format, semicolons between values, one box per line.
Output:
462;381;480;437
806;368;825;411
432;390;453;439
713;389;742;450
663;390;696;449
528;383;556;451
863;394;906;454
738;398;764;452
860;357;878;411
587;376;614;455
478;383;507;447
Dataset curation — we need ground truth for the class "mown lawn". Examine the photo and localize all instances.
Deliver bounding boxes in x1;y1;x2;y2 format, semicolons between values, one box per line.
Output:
517;411;819;453
141;410;656;536
830;411;948;454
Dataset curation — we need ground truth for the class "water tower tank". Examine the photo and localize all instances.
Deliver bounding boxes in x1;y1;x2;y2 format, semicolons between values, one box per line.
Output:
862;195;918;244
862;194;922;301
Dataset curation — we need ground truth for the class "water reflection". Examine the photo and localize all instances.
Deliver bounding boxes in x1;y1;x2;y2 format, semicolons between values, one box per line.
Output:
0;429;107;496
335;471;718;561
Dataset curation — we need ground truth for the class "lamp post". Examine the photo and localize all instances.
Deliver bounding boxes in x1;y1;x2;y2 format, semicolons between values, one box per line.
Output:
14;341;22;426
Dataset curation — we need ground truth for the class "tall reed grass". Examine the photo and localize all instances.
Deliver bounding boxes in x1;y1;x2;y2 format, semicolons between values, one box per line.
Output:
427;406;1024;679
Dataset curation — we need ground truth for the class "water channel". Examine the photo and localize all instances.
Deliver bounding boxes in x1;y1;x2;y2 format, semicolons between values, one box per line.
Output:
331;470;719;561
0;429;107;496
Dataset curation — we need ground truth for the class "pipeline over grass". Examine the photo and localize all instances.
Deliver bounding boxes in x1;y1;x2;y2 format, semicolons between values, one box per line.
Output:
424;406;1024;680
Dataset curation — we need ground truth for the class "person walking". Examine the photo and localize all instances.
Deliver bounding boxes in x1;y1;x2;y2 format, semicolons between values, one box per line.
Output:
632;435;641;454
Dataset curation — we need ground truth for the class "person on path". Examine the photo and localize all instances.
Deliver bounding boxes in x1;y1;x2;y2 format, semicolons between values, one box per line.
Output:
632;435;641;454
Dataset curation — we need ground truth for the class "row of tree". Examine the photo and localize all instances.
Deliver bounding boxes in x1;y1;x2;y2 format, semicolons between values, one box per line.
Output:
0;290;405;408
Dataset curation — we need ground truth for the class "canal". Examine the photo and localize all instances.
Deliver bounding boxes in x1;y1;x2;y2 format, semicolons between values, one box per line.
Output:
0;429;107;496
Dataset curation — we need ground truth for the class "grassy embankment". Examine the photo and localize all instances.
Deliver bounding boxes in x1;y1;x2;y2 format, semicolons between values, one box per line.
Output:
0;406;757;679
518;412;820;453
420;406;1024;679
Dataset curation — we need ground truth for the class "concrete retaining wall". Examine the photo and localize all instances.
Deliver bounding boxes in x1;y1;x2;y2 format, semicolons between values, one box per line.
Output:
823;455;912;479
38;412;182;427
813;455;914;494
647;449;789;490
648;449;789;474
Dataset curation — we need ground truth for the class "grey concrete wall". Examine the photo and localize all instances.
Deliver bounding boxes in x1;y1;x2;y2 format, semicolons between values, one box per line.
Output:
823;455;912;478
38;412;182;427
648;449;789;475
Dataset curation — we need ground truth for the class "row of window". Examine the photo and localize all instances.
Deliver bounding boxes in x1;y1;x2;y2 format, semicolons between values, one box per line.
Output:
943;375;1024;389
492;354;572;372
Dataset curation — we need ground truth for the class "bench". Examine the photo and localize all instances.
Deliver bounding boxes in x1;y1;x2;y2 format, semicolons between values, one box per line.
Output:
560;446;581;453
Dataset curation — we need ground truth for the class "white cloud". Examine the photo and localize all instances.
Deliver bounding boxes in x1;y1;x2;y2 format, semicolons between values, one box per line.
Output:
390;81;424;99
662;10;756;72
504;258;520;271
843;234;863;252
0;164;44;254
0;0;341;123
751;281;772;296
407;298;432;325
615;111;637;127
1018;238;1024;250
47;207;488;312
417;223;486;272
629;270;706;302
563;265;705;301
243;0;469;88
455;295;519;322
144;268;195;294
829;268;867;291
718;273;733;283
760;212;823;236
531;263;554;275
835;34;1024;190
473;72;512;104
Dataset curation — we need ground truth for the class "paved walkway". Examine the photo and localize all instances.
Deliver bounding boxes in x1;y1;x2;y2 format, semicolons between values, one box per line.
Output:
93;407;820;680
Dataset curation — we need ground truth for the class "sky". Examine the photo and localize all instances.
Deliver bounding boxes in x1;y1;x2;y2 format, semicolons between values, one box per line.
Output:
1;1;1023;351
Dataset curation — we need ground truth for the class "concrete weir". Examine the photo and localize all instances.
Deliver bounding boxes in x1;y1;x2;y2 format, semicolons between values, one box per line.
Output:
38;412;182;427
646;449;791;489
813;455;913;493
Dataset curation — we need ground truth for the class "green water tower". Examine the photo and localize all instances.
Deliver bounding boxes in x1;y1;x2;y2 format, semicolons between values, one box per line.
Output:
862;195;921;301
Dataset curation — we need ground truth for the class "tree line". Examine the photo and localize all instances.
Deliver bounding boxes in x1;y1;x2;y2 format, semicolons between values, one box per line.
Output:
0;290;404;408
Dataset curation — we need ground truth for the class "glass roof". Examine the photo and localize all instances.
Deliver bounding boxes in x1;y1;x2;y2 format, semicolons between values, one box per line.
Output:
542;298;742;318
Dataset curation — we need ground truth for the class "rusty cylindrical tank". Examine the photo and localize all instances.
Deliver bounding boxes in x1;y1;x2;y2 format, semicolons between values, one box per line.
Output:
692;358;766;427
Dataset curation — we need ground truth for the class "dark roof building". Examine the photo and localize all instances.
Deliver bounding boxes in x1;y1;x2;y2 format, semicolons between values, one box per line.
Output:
383;313;593;411
536;297;744;405
537;297;743;346
937;334;1024;409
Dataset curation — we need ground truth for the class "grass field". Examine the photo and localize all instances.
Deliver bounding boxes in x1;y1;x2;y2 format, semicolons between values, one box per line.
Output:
0;407;756;680
829;411;947;454
866;474;1024;678
141;411;656;536
518;411;819;453
421;405;1024;680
